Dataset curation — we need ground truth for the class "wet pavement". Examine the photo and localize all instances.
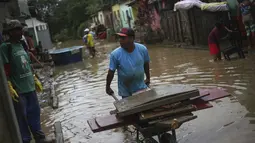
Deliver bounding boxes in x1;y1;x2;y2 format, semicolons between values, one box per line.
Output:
41;43;255;143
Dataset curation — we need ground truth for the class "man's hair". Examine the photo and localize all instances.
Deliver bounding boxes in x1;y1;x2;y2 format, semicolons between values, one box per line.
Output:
215;22;222;29
24;31;29;36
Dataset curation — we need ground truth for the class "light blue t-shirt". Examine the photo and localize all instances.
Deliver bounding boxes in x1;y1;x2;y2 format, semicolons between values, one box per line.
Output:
109;43;150;97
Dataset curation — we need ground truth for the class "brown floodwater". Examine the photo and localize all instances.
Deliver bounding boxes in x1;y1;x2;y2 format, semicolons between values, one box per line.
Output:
41;42;255;143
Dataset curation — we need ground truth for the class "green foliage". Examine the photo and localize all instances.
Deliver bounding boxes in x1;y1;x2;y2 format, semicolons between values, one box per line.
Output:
77;22;91;38
53;29;69;41
28;0;102;41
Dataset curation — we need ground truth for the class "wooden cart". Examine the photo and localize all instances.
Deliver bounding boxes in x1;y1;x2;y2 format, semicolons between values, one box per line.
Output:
88;86;230;143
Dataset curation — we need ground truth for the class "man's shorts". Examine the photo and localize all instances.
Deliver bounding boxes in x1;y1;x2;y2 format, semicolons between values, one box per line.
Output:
243;13;255;36
209;43;220;55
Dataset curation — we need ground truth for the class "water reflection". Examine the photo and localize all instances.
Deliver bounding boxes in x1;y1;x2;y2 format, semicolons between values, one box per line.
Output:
42;43;255;143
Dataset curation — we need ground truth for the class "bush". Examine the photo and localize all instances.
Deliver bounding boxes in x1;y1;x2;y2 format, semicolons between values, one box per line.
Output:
77;21;90;38
53;29;70;41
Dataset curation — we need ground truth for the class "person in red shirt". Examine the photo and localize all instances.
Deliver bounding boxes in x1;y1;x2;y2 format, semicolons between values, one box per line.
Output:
208;22;232;61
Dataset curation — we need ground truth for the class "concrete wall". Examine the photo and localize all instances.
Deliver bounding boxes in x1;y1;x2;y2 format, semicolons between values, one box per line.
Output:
92;16;98;24
37;26;53;49
131;4;138;21
112;4;122;31
119;2;134;28
103;10;113;28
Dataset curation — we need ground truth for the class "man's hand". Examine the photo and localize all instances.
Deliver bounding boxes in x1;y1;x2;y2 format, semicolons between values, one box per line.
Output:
8;81;19;102
144;79;150;87
106;70;115;95
106;86;114;95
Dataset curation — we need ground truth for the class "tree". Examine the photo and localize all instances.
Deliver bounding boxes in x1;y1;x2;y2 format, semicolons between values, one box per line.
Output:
28;0;58;21
137;0;151;26
28;0;102;40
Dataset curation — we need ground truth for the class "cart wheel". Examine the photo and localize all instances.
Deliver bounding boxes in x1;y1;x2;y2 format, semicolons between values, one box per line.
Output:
159;133;176;143
144;138;158;143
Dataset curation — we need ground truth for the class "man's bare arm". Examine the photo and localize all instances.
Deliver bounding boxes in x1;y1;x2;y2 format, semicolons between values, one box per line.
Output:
29;52;43;67
224;26;233;33
144;62;150;85
106;70;114;87
106;69;115;95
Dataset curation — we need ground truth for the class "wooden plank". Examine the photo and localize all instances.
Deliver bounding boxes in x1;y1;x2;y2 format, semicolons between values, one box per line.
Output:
117;90;199;117
190;90;210;100
95;115;134;128
87;89;229;133
114;84;199;113
150;102;185;112
54;122;64;143
158;115;197;127
192;98;213;110
137;114;197;138
200;88;231;102
150;88;210;112
87;118;101;133
87;99;212;133
147;113;195;125
139;104;197;121
114;89;157;111
190;88;229;102
171;16;175;41
188;9;196;45
88;115;135;133
177;11;184;42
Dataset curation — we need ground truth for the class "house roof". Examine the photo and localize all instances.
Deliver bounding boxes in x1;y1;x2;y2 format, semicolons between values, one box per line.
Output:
100;4;112;11
126;0;136;6
25;18;47;28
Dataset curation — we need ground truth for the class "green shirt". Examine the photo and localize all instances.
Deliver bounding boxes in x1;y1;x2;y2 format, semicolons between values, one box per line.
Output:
0;42;35;94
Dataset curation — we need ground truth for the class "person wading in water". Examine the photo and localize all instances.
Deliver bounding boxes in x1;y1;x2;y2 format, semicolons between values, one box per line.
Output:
106;28;150;98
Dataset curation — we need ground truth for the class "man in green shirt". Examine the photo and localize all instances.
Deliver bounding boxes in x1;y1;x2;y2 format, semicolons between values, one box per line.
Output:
0;20;50;143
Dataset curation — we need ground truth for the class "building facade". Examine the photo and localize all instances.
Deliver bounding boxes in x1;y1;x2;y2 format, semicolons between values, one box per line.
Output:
112;3;122;32
98;11;105;25
119;1;135;28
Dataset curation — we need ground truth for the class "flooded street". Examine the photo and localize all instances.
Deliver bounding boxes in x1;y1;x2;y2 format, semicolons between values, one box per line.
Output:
42;43;255;143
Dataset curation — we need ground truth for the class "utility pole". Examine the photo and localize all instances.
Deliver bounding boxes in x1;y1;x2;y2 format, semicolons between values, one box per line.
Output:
0;57;22;143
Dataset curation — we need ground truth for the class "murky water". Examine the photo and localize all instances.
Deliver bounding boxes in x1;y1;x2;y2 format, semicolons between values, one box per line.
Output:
42;43;255;143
